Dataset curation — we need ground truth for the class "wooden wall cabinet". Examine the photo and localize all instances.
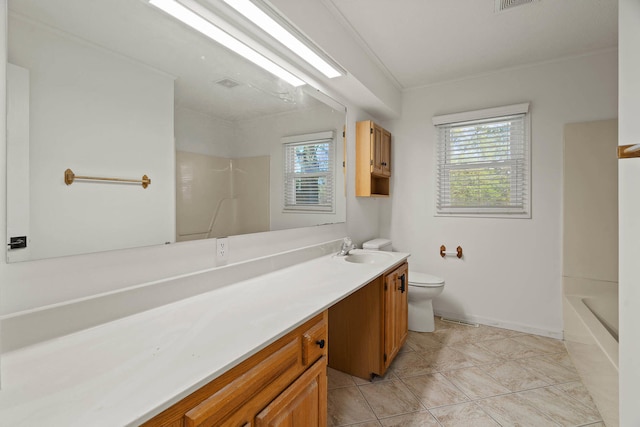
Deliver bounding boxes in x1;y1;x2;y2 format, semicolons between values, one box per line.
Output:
142;311;328;427
356;120;392;197
328;262;408;380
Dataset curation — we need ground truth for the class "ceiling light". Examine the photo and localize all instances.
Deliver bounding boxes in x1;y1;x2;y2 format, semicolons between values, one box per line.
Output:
222;0;343;79
149;0;305;87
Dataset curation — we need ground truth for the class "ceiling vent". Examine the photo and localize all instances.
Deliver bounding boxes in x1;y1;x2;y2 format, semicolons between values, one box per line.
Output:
215;78;241;89
495;0;539;12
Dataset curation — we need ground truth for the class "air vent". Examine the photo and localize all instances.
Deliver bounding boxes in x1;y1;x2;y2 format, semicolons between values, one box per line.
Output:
495;0;538;12
215;78;240;89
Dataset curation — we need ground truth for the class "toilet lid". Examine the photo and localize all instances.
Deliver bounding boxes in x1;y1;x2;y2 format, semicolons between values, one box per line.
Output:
409;271;444;287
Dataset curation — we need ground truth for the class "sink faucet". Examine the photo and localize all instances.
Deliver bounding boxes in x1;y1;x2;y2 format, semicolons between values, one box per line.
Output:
338;237;356;256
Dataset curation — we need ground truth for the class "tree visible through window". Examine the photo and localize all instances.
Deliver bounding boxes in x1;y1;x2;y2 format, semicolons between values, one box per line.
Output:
434;105;530;216
283;134;335;212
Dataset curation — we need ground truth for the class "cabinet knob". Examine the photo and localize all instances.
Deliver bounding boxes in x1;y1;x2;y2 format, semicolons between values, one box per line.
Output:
315;339;326;349
399;274;406;293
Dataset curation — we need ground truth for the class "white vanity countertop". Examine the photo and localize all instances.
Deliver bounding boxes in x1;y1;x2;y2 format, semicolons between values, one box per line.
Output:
0;250;409;426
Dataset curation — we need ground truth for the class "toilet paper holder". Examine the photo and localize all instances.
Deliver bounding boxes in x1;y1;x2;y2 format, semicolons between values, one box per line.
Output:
440;245;463;259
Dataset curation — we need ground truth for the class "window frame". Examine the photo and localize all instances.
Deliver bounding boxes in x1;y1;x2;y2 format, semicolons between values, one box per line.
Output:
432;103;531;218
282;131;336;213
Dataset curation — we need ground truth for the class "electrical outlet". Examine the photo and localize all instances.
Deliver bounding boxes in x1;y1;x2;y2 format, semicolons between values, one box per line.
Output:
217;237;229;261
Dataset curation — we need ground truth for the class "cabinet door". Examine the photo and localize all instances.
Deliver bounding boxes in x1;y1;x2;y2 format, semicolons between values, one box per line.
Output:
384;263;408;370
381;129;391;177
371;124;384;176
383;272;399;370
255;357;327;427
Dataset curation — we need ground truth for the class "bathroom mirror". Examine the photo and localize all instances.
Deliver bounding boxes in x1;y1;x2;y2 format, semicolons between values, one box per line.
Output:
6;0;346;262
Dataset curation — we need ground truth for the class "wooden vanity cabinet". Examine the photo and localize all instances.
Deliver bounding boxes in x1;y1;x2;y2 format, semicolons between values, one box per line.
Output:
328;262;408;380
356;120;392;197
141;311;328;427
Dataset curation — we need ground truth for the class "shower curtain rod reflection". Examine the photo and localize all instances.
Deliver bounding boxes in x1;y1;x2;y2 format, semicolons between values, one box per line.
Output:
64;168;151;188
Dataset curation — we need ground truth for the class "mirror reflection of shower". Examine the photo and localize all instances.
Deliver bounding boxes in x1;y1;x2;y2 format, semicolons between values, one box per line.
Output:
176;155;270;242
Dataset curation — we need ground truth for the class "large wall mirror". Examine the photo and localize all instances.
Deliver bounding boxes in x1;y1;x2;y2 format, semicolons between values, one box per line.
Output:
6;0;346;262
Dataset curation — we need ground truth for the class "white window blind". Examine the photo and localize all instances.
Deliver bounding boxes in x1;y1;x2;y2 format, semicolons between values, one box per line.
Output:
283;131;335;212
433;103;530;217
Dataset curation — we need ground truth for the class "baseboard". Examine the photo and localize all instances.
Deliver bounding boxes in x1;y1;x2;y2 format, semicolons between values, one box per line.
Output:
434;309;564;340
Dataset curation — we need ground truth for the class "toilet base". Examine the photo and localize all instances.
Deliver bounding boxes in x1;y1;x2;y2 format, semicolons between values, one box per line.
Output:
408;298;435;332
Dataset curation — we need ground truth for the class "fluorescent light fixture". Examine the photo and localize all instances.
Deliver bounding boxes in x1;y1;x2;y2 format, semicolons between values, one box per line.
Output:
222;0;342;79
149;0;305;87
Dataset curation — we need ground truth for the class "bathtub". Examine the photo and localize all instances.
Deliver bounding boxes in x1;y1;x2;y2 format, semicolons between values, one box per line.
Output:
563;277;618;427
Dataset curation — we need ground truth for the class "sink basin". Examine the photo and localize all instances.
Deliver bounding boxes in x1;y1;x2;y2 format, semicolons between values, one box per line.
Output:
342;250;394;265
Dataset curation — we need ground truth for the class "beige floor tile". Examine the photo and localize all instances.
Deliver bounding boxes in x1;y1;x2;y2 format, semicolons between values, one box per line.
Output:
540;352;579;371
441;367;511;399
479;360;550;392
449;343;505;365
498;328;528;338
516;355;581;384
399;340;415;353
329;320;601;427
474;325;515;342
327;386;377;426
378;411;440;427
477;394;561;426
358;379;424;418
329;367;357;389
401;373;469;408
406;331;444;351
510;334;567;354
351;369;397;385
517;386;602;426
434;316;458;330
387;351;437;378
416;347;476;372
430;402;500;427
554;381;599;411
475;338;545;359
432;327;478;346
345;422;382;427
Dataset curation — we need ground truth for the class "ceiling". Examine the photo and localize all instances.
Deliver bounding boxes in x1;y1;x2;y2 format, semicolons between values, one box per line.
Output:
326;0;618;89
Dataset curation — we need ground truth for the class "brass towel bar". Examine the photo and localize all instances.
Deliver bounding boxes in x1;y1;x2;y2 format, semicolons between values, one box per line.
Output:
64;168;151;188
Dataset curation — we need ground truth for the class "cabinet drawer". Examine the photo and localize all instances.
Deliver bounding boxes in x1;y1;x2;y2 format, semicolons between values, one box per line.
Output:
184;338;302;427
255;357;327;427
302;318;327;366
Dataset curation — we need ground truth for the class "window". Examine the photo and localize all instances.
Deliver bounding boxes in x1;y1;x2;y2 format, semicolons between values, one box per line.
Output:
433;103;530;217
283;131;335;212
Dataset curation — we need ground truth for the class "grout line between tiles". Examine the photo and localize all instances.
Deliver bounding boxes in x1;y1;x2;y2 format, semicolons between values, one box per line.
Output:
470;400;504;427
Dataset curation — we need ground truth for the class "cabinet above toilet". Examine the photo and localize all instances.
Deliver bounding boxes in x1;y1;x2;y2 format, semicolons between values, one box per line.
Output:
356;120;391;197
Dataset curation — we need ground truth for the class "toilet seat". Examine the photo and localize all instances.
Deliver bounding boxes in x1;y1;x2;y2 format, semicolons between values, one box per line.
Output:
409;271;444;288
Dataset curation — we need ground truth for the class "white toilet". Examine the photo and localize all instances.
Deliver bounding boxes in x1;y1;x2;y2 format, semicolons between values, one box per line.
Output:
406;271;445;332
363;238;445;333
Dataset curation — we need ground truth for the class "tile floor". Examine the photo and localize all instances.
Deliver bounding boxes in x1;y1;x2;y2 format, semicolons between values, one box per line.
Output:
327;317;605;427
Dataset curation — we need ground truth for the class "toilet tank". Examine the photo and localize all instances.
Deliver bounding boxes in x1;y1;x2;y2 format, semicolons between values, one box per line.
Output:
362;238;392;251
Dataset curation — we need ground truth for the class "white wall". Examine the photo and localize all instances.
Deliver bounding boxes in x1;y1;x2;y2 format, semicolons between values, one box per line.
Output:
381;50;618;336
175;106;235;158
8;14;175;261
618;0;640;423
